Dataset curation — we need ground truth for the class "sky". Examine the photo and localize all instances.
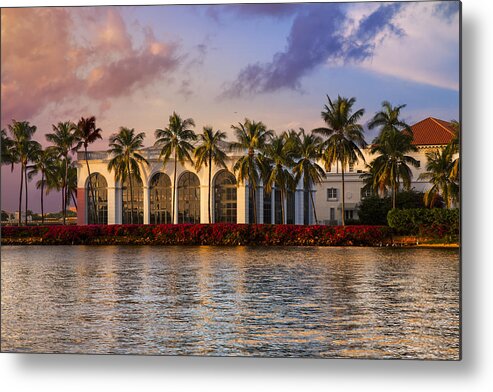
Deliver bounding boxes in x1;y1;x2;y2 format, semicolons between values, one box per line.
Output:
1;1;460;213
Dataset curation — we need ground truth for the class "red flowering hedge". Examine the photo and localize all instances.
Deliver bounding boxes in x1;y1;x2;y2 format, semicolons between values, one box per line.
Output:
1;224;391;246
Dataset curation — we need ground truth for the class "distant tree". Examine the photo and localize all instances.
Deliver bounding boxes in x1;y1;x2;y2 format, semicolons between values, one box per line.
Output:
8;120;41;225
155;112;197;223
27;149;57;224
74;116;103;223
108;127;149;224
367;101;419;209
230;119;273;224
262;132;296;224
313;95;366;226
194;127;228;223
46;121;77;224
291;128;326;224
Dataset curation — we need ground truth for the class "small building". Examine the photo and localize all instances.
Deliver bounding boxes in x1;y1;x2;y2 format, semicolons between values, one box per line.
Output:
76;117;456;225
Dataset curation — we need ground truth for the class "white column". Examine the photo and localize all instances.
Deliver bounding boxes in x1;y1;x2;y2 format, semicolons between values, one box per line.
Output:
283;195;288;224
309;190;316;225
257;186;264;224
237;184;248;224
143;186;150;224
173;186;178;224
108;186;122;224
295;189;304;225
200;185;210;224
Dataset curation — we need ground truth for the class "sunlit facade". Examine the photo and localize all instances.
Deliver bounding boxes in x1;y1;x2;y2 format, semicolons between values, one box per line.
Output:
76;118;457;225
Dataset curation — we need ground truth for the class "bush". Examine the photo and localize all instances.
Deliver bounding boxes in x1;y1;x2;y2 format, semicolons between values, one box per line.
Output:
358;190;427;225
1;224;392;247
387;208;459;240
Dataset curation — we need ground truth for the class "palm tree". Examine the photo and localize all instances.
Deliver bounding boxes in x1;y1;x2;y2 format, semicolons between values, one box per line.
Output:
418;147;458;208
154;112;196;223
448;120;460;183
368;101;419;209
7;120;41;225
230;119;273;224
194;127;228;223
107;127;149;224
262;132;296;224
46;121;77;224
27;149;57;224
74;116;103;223
291;128;326;224
313;96;366;226
1;128;14;166
66;161;78;211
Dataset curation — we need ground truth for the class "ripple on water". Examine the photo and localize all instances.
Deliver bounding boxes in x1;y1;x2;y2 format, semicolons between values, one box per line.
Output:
1;245;460;359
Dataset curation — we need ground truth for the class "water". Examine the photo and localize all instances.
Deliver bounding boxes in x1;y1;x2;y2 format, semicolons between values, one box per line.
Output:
1;246;460;359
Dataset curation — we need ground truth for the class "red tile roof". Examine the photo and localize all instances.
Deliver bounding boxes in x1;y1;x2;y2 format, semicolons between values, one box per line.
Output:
407;117;456;146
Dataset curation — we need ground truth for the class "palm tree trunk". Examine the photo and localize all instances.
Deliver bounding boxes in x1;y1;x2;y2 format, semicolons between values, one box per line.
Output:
63;156;68;225
41;173;45;225
18;164;24;226
208;154;212;224
172;150;177;224
24;165;28;226
310;189;318;225
71;192;78;210
392;183;397;209
128;163;134;224
280;189;285;225
252;186;257;224
341;163;345;226
85;146;97;224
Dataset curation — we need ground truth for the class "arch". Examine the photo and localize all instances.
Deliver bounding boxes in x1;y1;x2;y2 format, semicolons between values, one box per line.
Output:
177;171;201;223
149;172;172;224
214;170;237;223
122;175;144;224
86;173;108;225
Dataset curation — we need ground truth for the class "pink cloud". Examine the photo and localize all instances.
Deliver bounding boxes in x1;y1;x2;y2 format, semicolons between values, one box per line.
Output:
1;7;180;127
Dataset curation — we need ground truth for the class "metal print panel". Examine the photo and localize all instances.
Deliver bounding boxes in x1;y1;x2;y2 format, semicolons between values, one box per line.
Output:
0;1;461;359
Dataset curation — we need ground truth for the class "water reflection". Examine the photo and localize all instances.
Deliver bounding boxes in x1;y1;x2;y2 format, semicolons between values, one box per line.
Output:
1;246;459;359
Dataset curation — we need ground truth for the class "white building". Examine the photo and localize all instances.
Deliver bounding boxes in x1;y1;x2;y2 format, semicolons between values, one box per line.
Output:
76;117;456;226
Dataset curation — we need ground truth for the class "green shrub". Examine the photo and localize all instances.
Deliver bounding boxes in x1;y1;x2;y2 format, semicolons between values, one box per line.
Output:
387;208;459;239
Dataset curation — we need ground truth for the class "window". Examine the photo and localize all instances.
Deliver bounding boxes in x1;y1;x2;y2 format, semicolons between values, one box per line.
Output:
178;172;201;223
349;162;354;172
327;188;338;200
330;208;335;221
214;171;237;223
416;160;421;168
87;173;108;224
149;172;172;224
122;175;144;224
345;210;354;221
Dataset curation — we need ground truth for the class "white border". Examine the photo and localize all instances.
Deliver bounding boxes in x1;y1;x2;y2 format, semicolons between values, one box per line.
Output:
2;1;493;391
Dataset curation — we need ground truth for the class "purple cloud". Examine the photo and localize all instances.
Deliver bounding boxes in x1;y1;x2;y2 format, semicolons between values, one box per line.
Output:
219;3;406;99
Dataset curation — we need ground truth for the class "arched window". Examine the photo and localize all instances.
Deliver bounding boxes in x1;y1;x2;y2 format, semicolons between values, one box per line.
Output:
87;173;108;224
178;172;200;223
122;176;144;224
214;171;237;223
149;173;172;224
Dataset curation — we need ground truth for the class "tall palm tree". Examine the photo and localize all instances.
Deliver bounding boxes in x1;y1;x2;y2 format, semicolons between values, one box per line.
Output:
368;101;418;209
418;147;458;208
194;127;228;223
291;128;326;224
262;132;296;224
230;119;273;224
66;161;78;211
107;127;149;224
74;116;103;223
313;96;366;226
27;149;57;224
46;121;77;224
154;112;196;223
7;120;41;225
